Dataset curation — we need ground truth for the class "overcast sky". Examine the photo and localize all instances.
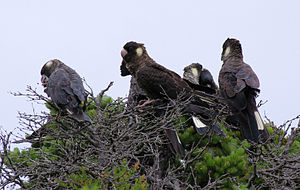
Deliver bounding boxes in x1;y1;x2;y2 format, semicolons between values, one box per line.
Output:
0;1;299;142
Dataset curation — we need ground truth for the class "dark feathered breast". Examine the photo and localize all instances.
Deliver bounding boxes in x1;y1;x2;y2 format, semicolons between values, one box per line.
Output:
128;77;147;106
218;52;268;143
120;60;131;76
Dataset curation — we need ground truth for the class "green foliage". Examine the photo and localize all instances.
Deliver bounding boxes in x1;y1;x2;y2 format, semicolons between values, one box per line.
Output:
80;184;99;190
232;184;249;190
99;95;113;109
7;144;148;189
3;93;300;189
177;121;300;188
56;160;148;190
4;95;148;189
46;101;57;115
111;159;148;190
178;122;251;189
57;168;100;189
86;94;113;111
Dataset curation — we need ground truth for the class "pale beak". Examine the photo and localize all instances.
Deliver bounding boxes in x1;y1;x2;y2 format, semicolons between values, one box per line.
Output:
121;49;128;58
41;75;48;87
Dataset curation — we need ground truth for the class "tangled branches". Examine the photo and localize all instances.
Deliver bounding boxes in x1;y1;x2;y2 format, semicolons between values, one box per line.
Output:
246;116;300;189
1;84;299;189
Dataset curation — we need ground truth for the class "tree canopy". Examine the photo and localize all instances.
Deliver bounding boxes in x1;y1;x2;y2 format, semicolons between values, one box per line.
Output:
0;84;299;189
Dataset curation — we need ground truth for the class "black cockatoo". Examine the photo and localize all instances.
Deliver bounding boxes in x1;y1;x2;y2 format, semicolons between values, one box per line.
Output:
41;59;91;122
121;58;185;155
183;63;218;95
121;42;225;141
218;38;269;143
182;63;225;136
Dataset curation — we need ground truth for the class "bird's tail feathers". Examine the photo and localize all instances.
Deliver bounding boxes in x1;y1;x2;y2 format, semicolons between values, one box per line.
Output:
193;116;210;135
254;110;269;143
238;106;260;143
165;128;185;156
192;116;226;137
254;111;264;130
192;116;207;129
72;111;92;123
213;123;227;137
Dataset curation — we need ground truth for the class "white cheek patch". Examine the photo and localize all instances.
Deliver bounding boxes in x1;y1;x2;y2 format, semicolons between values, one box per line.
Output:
45;61;53;68
191;68;199;77
136;47;143;57
224;47;231;57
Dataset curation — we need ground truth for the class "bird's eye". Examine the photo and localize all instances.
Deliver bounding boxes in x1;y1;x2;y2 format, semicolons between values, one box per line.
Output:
128;46;134;52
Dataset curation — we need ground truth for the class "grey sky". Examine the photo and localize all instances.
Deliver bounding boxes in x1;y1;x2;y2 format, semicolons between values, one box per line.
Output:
0;1;299;139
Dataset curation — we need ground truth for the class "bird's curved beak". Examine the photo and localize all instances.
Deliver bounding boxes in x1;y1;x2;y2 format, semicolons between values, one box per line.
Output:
121;49;127;58
41;75;48;87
